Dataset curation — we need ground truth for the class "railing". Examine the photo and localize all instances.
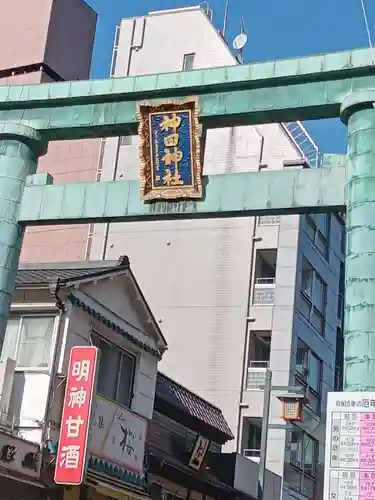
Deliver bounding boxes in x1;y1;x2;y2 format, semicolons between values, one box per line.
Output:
246;365;268;389
244;448;261;463
253;277;276;305
257;215;281;226
249;360;269;369
282;121;322;168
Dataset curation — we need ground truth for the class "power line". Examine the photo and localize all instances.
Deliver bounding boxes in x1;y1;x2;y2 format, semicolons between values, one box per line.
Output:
360;0;373;51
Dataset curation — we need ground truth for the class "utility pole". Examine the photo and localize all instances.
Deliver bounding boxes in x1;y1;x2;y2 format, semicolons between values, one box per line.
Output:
257;369;272;500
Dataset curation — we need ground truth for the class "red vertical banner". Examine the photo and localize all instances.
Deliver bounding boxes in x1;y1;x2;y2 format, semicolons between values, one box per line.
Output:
54;346;99;485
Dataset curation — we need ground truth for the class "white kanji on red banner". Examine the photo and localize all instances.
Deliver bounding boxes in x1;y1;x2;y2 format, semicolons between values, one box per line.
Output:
54;346;98;485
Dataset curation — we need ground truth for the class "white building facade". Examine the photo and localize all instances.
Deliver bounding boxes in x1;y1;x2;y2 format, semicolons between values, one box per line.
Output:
0;258;166;499
87;7;345;499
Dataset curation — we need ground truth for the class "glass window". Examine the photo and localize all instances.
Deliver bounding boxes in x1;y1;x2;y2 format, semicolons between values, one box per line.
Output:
316;214;330;239
316;231;328;259
299;294;311;321
118;352;136;407
296;340;308;374
313;273;326;313
91;332;135;408
301;259;313;297
289;427;318;477
305;216;316;242
296;338;322;410
119;136;132;146
311;307;325;335
308;353;321;394
1;316;56;368
290;430;303;468
285;429;317;498
182;53;195;71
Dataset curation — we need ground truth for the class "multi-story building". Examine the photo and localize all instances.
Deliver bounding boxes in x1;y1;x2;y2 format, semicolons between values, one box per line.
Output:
0;0;101;263
87;6;346;499
0;257;167;500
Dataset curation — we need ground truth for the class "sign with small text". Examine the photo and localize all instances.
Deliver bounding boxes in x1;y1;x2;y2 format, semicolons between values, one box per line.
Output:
324;392;375;500
188;435;210;471
54;346;99;485
89;396;147;473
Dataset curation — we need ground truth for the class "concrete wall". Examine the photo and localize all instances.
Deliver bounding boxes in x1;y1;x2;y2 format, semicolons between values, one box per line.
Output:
88;7;303;458
0;0;53;71
45;0;97;80
0;0;100;263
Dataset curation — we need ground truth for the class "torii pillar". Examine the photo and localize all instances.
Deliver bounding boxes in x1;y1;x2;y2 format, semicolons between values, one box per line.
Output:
342;91;375;391
0;123;47;337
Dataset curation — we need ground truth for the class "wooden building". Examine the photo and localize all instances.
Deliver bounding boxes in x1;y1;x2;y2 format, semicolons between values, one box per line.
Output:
147;373;254;500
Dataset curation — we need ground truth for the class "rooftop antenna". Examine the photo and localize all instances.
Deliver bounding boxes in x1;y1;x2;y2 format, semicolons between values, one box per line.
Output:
232;17;248;64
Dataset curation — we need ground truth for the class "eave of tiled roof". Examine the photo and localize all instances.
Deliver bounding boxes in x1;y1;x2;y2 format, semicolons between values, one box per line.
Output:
16;257;129;287
156;372;234;440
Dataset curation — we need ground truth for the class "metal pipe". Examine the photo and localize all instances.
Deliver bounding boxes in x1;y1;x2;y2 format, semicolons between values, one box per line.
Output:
235;153;264;454
222;0;229;38
258;369;272;500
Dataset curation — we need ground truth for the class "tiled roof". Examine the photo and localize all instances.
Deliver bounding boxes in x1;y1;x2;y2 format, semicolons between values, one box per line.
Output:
156;372;234;440
16;257;129;286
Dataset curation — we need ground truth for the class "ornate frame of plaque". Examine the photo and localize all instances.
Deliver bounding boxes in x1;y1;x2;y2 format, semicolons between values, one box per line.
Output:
138;98;202;201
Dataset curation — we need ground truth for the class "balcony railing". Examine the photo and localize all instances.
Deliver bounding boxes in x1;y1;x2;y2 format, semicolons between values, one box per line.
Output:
244;448;261;463
253;277;276;305
246;364;268;389
282;121;322;169
257;215;281;226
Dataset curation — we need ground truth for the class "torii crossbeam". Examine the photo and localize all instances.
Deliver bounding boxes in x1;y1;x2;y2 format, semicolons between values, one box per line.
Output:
1;47;374;391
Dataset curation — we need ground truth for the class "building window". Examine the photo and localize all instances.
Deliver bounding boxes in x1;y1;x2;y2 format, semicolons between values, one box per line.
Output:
301;259;313;297
182;53;195;71
338;261;345;319
305;214;330;260
91;332;135;408
300;258;327;336
285;427;318;497
296;339;322;414
119;136;132;146
290;428;318;476
1;315;56;368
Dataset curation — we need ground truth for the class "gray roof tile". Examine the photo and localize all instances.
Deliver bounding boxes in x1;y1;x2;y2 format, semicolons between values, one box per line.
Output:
16;257;129;286
156;372;234;440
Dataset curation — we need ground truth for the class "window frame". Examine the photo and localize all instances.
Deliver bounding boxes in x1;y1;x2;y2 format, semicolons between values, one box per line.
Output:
300;258;327;336
90;330;136;409
286;427;318;498
119;135;132;146
289;427;318;479
305;214;330;261
295;339;322;415
1;313;58;372
182;53;195;71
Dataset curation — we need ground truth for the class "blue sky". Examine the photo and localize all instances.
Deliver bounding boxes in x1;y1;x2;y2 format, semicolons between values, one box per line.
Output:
86;0;375;155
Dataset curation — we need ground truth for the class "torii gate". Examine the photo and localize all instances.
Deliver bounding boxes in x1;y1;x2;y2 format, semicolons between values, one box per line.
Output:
0;46;374;392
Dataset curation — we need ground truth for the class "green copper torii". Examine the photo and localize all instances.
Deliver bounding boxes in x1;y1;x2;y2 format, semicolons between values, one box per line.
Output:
1;46;375;391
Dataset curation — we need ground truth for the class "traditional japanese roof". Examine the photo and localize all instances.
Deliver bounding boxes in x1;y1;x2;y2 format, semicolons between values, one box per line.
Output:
15;256;168;357
16;257;130;286
156;372;234;441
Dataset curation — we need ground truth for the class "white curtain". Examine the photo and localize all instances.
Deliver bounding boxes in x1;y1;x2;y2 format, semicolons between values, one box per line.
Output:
1;318;19;362
17;316;55;368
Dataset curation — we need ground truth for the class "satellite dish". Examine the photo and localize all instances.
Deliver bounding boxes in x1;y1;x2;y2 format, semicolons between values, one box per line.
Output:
232;33;248;51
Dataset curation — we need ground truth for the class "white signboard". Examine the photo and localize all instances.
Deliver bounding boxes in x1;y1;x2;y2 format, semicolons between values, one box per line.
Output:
89;396;148;473
0;433;41;478
324;392;375;500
